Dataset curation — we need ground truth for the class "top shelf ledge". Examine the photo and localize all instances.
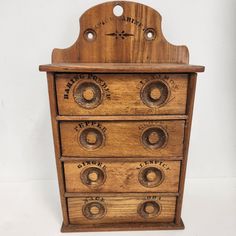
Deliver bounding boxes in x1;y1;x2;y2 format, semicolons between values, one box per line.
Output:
39;63;205;73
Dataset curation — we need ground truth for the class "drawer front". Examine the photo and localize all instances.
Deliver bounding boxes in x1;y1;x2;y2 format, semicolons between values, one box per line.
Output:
64;160;180;193
56;73;188;115
68;195;176;224
60;120;185;158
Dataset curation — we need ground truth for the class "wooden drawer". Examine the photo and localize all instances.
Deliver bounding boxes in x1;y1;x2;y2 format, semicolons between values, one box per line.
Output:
60;120;185;158
64;160;180;193
68;195;177;224
56;73;188;115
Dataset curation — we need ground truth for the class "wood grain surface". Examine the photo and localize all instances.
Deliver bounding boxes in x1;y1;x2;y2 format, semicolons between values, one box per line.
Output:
39;0;204;232
175;73;197;224
60;120;185;158
68;195;176;224
64;160;181;193
51;1;189;64
39;63;205;73
56;73;188;115
61;220;184;232
56;114;188;121
46;73;69;225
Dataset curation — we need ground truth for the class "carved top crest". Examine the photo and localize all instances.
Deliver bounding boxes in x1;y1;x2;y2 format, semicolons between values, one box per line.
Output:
52;1;189;64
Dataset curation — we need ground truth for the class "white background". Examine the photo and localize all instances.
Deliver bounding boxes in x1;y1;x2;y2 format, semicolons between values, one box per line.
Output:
0;0;236;235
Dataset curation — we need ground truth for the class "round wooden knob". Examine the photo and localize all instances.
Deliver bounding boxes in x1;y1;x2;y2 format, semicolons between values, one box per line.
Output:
144;203;156;214
86;131;97;145
146;171;158;182
82;88;95;101
141;79;170;107
81;167;106;188
150;87;161;100
139;167;164;188
142;127;167;150
148;131;160;144
74;80;103;109
79;128;105;150
89;205;100;215
138;201;160;219
88;171;99;182
83;202;106;220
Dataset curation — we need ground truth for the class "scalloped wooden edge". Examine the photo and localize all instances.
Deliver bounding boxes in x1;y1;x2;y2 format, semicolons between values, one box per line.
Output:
52;1;189;64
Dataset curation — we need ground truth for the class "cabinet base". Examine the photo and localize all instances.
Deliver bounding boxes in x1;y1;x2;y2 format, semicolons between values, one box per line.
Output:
61;219;185;232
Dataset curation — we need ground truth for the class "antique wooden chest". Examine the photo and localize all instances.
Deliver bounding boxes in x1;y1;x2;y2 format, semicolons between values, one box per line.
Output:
39;1;204;232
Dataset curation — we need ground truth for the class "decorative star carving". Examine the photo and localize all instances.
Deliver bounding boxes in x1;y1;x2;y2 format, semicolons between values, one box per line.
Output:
106;30;134;39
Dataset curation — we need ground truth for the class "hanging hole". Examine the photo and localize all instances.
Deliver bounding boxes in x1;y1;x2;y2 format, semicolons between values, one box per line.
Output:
145;28;156;41
87;32;94;40
84;29;96;42
113;4;124;17
147;32;153;38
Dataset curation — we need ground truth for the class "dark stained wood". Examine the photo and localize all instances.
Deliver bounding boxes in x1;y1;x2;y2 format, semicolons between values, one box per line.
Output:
39;63;205;73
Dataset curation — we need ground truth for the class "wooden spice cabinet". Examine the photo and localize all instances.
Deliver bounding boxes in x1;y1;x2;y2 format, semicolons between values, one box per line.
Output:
39;1;204;232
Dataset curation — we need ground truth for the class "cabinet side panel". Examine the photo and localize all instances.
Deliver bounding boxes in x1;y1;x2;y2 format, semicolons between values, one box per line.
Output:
175;73;197;224
47;72;69;225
